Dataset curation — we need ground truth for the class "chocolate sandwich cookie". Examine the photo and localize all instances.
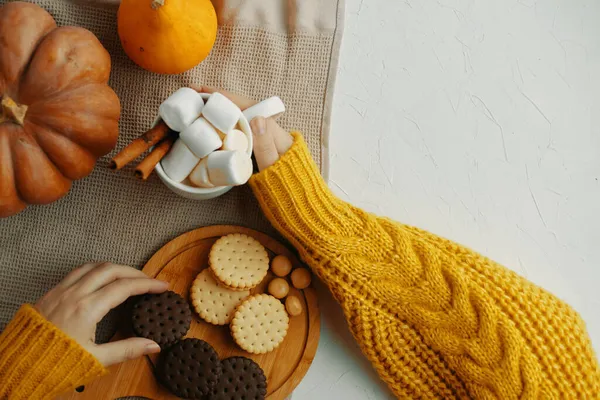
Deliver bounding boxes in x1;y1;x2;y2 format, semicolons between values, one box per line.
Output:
132;290;192;347
157;338;222;398
211;356;267;400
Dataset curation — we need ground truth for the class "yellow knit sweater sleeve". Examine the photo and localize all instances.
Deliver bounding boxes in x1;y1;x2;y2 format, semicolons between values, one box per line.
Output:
249;133;600;399
0;305;106;399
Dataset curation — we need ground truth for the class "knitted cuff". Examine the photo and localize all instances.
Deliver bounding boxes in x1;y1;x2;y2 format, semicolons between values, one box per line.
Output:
249;132;366;258
0;305;106;399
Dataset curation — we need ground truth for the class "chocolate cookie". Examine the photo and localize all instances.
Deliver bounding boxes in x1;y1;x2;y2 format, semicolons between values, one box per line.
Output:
211;357;267;400
157;338;222;398
132;290;191;347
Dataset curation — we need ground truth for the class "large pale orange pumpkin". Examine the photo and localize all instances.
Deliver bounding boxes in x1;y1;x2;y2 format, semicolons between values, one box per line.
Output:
117;0;218;75
0;2;121;218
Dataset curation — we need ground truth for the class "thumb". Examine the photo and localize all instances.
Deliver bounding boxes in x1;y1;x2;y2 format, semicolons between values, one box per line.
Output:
93;337;161;367
251;117;279;171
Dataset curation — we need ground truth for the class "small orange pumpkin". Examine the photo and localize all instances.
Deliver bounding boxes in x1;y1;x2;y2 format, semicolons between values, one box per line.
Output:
117;0;218;75
0;2;121;218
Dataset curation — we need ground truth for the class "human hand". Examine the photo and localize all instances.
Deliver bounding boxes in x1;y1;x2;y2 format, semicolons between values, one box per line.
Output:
194;86;293;171
35;262;169;367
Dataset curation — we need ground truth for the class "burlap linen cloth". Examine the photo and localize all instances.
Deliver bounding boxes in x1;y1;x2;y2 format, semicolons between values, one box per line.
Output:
0;0;344;346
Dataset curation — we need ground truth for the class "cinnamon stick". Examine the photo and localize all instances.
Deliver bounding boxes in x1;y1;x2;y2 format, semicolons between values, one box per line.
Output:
134;135;176;180
109;121;171;170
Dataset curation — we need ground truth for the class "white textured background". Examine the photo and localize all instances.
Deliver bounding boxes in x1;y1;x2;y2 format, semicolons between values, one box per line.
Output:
296;0;600;398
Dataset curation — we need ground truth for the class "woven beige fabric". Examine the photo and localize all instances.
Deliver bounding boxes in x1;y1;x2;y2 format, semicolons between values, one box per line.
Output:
0;0;344;344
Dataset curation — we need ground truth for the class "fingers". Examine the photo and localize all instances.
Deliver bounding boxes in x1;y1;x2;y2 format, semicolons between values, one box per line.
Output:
37;262;105;312
251;117;280;171
195;85;217;94
93;337;161;367
55;262;104;290
191;85;257;110
72;263;150;297
87;277;168;320
268;118;294;155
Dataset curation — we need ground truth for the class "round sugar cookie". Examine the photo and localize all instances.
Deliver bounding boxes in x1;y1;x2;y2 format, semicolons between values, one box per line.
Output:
190;269;250;325
209;233;269;290
230;294;289;354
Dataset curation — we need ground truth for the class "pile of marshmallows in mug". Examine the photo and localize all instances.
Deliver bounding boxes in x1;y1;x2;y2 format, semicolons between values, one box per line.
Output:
158;88;285;188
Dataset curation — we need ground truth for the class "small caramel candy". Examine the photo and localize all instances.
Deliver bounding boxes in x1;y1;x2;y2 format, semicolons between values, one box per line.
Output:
285;296;303;316
290;268;311;289
268;278;290;299
271;255;292;277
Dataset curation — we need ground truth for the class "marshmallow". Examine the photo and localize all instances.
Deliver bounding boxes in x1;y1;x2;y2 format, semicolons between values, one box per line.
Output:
159;88;204;132
189;158;214;188
201;92;241;133
243;96;286;122
160;139;200;183
179;117;222;158
221;129;249;152
206;151;253;186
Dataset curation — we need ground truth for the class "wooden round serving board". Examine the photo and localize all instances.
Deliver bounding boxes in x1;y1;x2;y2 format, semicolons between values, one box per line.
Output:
59;225;320;400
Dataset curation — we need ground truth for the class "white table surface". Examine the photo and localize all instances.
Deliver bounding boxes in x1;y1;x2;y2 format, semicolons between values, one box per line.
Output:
294;0;600;398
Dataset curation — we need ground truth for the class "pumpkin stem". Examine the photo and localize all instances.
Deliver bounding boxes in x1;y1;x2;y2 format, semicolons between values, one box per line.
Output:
1;95;27;126
151;0;164;9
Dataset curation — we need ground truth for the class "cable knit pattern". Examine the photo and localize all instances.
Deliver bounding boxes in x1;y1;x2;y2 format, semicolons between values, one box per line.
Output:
0;305;106;399
249;132;600;399
0;133;597;399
